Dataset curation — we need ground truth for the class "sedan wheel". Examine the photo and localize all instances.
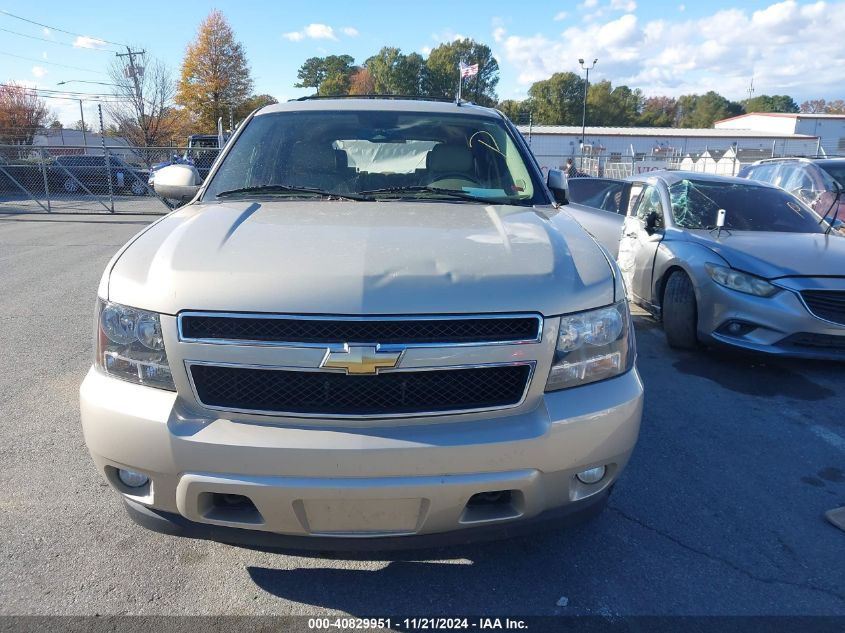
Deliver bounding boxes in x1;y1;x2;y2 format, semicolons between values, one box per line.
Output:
662;271;700;349
130;180;147;196
63;178;79;194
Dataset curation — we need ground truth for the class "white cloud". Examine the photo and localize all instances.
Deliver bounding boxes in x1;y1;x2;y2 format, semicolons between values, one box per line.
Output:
42;51;48;59
42;27;51;37
553;11;568;21
73;36;108;49
678;4;686;11
31;66;47;78
304;23;337;40
610;0;636;10
493;26;506;42
421;45;432;56
496;0;845;100
283;23;360;42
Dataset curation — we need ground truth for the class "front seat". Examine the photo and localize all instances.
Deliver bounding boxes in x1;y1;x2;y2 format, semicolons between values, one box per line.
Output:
287;142;345;191
426;144;476;187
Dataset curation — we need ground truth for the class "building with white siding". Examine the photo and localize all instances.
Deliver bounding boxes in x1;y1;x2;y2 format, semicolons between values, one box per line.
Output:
714;113;845;156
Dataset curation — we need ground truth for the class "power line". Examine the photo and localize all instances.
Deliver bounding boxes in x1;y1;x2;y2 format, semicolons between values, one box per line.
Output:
0;9;127;48
0;26;112;51
0;50;102;73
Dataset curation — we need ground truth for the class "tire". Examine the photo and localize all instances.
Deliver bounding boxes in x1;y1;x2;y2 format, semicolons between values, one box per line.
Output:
662;271;699;349
63;178;79;194
130;180;146;196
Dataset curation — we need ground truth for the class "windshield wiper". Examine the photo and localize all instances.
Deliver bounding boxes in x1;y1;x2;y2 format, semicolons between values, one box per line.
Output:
215;184;370;201
357;185;508;204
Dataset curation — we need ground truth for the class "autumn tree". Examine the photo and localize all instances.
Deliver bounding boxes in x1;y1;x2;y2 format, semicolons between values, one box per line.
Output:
425;39;499;106
348;68;375;95
801;98;845;114
176;10;253;133
107;51;180;148
0;83;50;144
638;96;679;127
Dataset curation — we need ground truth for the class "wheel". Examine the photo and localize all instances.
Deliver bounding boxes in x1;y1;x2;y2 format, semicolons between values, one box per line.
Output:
63;178;79;194
130;180;147;196
662;271;699;349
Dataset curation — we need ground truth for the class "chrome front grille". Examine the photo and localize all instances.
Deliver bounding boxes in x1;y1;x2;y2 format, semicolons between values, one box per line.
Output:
177;312;543;418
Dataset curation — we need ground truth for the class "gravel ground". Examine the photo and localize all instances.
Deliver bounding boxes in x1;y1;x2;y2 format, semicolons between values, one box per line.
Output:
1;212;843;617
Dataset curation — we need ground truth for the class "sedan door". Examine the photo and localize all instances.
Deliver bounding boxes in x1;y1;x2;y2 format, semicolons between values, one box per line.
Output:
617;183;666;306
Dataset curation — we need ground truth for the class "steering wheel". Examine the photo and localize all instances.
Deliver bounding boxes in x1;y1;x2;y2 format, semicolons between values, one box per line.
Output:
429;173;482;186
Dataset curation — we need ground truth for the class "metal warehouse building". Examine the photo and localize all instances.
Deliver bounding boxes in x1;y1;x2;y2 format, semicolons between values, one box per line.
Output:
516;124;820;176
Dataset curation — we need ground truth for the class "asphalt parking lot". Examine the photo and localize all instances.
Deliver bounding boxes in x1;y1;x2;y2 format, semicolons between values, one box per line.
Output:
1;212;843;617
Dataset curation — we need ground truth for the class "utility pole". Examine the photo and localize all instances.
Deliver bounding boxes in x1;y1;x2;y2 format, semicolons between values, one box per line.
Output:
116;46;146;138
747;76;755;101
578;58;598;168
78;99;88;152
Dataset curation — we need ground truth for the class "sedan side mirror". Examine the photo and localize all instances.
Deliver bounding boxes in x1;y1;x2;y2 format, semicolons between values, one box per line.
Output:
153;164;201;203
547;169;568;205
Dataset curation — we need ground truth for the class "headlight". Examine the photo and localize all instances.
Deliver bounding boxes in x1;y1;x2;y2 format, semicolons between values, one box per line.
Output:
545;301;635;391
704;263;778;298
95;299;175;390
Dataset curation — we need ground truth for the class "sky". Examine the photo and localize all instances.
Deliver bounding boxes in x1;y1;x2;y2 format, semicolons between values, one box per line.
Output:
2;0;844;127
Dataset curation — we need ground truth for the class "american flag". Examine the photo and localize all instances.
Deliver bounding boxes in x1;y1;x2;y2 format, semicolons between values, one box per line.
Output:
460;63;479;78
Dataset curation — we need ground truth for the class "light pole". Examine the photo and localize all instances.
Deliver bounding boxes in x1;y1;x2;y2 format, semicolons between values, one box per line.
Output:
578;58;598;159
57;80;123;152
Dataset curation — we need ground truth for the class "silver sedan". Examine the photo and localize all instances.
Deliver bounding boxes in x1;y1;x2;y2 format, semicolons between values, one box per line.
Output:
616;170;845;360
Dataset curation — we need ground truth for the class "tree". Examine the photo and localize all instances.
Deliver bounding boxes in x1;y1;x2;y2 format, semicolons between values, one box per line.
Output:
497;99;531;124
107;51;181;148
0;82;50;144
176;10;254;133
677;91;743;128
365;47;425;95
425;39;499;106
73;120;92;132
638;96;679;127
526;72;585;125
800;98;845;114
741;94;799;113
295;55;356;96
233;94;278;121
348;68;375;95
586;81;641;126
48;119;63;130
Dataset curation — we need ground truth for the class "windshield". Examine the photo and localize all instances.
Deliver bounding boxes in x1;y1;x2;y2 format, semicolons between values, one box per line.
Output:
204;110;544;205
668;179;825;233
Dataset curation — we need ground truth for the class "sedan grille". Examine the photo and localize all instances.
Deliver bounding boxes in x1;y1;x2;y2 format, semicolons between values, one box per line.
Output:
180;314;541;345
189;363;532;417
801;290;845;326
779;333;845;354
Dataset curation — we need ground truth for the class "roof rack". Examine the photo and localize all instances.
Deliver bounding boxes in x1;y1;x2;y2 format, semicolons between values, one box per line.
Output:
291;94;469;103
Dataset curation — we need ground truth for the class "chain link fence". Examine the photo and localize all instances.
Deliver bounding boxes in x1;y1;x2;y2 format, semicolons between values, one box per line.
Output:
0;144;221;214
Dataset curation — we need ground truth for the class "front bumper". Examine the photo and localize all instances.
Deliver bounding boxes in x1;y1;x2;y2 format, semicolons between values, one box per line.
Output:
696;277;845;360
80;367;642;546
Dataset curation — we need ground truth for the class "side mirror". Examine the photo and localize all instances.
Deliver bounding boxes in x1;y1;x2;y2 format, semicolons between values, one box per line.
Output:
547;169;568;204
153;164;201;202
644;210;662;235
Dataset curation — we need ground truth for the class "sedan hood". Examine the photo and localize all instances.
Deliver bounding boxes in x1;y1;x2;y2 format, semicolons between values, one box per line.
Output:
684;230;845;279
107;200;615;316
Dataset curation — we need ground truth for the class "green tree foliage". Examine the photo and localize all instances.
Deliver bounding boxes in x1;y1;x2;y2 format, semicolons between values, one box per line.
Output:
741;94;799;113
525;72;585;125
586;81;642;126
365;47;425;95
295;55;356;95
676;91;744;128
425;39;499;106
497;99;532;124
234;94;278;121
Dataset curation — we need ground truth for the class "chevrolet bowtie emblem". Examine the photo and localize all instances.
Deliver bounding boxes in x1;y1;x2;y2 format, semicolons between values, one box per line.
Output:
321;345;402;375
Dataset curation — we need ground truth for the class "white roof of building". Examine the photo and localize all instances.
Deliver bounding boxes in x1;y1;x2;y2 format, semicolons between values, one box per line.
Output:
716;112;845;125
516;125;817;139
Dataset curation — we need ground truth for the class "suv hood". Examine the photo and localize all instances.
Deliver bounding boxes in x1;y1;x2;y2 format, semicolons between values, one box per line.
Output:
685;230;845;279
107;200;615;316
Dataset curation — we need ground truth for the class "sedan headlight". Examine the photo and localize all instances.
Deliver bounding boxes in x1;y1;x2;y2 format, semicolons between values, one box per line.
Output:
545;301;635;391
704;263;778;298
95;299;175;390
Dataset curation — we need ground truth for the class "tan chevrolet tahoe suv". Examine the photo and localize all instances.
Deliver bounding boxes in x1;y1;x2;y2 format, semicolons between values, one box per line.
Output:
79;97;643;548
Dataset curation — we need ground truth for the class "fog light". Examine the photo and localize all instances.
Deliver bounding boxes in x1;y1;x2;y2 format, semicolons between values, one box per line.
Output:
576;466;606;484
117;468;149;488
